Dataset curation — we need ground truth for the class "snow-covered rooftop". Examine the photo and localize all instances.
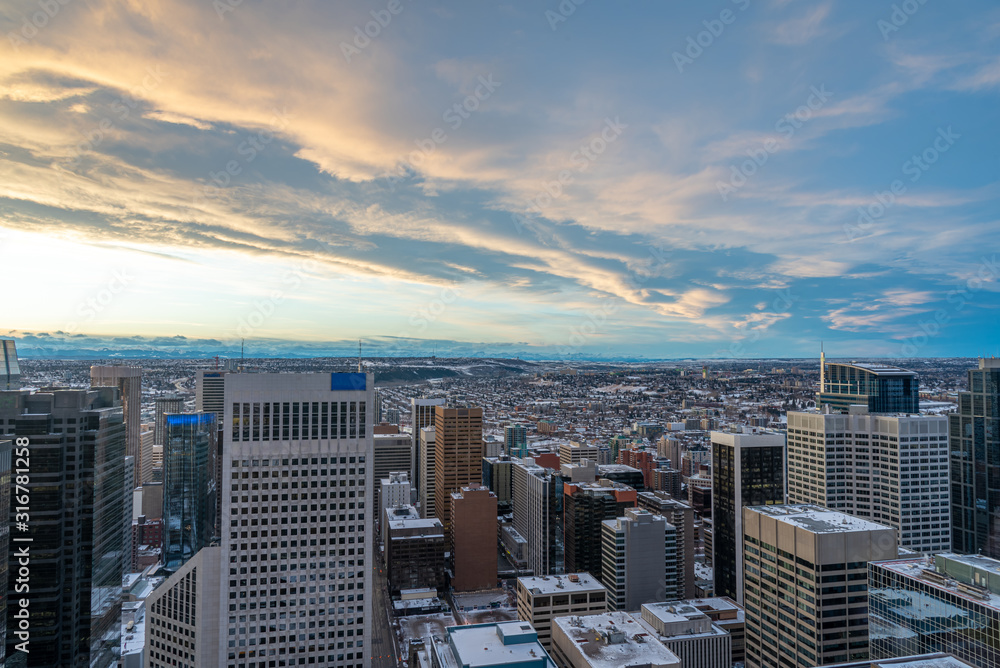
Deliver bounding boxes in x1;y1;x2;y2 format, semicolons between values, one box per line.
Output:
518;572;605;595
553;613;681;668
747;504;894;534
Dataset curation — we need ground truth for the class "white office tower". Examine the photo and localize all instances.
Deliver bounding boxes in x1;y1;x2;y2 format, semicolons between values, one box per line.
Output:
380;471;411;519
418;425;436;519
410;397;445;486
218;372;374;668
787;410;950;553
512;457;558;576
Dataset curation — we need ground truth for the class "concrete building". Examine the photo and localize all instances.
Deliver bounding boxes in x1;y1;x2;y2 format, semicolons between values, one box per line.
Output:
451;485;498;592
512;457;559;577
505;423;529;457
742;505;898;668
92;364;144;486
787;410;950;553
1;387;129;668
373;431;411;511
418;425;436;519
380;471;411;522
951;358;1000;557
516;573;608;650
681;597;745;665
564;480;637;578
410;397;445;489
639;602;731;668
195;369;228;415
560;441;599;467
551;612;682;668
429;621;557;668
384;504;446;595
868;553;1000;668
153;395;183;445
817;357;919;414
711;429;786;603
482;455;513;513
601;508;676;610
143;545;223;668
139;423;155;484
637;492;697;599
434;406;484;541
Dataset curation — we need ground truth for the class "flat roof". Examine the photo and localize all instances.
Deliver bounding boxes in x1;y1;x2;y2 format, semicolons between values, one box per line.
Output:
873;557;1000;613
820;653;974;668
747;504;894;534
552;613;680;668
518;573;605;595
445;622;556;668
827;362;916;375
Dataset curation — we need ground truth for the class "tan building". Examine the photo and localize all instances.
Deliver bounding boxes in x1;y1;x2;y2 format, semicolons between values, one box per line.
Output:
451;485;497;592
91;364;143;486
516;573;607;650
743;505;898;668
434;406;483;538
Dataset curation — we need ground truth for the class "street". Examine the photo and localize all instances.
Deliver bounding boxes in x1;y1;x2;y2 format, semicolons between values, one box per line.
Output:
369;547;401;668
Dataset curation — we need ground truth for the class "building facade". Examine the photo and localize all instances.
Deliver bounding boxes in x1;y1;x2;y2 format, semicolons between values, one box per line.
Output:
0;340;20;390
512;457;559;577
451;485;498;591
433;406;483;540
92;364;143;487
410;397;444;490
637;491;697;599
817;358;919;414
600;508;677;610
515;573;608;651
163;411;218;573
563;480;637;578
505;423;528;458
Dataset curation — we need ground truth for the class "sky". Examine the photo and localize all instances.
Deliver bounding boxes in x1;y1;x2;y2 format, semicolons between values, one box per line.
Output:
1;0;999;359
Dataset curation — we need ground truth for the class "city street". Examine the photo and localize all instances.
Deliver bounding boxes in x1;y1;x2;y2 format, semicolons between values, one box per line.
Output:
370;548;401;668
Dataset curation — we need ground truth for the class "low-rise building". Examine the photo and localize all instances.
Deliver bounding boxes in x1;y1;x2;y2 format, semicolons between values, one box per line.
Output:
639;602;731;668
429;621;557;668
550;612;681;668
516;573;608;651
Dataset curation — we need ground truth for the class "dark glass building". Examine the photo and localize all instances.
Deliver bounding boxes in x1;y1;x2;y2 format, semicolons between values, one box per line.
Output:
950;358;1000;557
818;360;919;414
563;480;636;578
1;388;127;668
869;553;1000;668
162;412;217;573
0;340;19;390
711;430;786;603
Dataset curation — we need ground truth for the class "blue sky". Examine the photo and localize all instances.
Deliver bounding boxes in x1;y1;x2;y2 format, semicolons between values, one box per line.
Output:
1;0;998;359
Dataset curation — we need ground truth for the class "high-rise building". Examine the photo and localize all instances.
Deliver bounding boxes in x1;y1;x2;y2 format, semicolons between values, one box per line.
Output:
195;370;228;415
153;396;184;445
512;457;559;576
504;423;528;457
433;406;483;540
373;432;411;512
564;480;637;578
515;573;608;651
482;455;513;514
1;387;129;668
139;423;155;484
817;357;919;414
92;364;143;487
951;357;1000;557
787;410;950;553
597;463;645;491
162;412;218;573
711;430;786;603
451;485;498;591
0;340;20;390
410;397;445;487
868;553;1000;668
217;372;373;668
380;471;410;520
560;441;598;467
742;505;897;668
600;508;677;609
418;425;436;519
637;491;697;599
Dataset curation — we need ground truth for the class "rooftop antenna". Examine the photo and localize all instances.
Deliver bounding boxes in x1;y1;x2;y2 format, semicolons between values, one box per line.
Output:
820;342;825;391
241;338;245;373
358;339;362;373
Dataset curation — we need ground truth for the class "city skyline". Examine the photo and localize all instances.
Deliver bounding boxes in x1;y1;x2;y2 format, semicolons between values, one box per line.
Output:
2;2;998;359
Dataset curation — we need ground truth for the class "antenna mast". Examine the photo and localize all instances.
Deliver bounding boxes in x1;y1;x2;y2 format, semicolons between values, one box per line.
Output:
358;339;362;373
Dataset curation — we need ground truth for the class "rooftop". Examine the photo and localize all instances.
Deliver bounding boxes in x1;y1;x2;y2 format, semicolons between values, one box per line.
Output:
819;652;975;668
438;621;556;668
518;572;606;596
552;613;681;668
873;555;1000;613
747;504;895;534
827;361;917;376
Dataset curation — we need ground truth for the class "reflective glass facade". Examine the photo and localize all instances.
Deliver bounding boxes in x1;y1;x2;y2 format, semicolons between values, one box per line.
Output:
869;556;1000;668
163;412;218;573
818;363;919;414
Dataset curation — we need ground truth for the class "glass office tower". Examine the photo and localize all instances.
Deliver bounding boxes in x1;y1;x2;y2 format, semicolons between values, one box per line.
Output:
162;412;217;573
817;360;919;414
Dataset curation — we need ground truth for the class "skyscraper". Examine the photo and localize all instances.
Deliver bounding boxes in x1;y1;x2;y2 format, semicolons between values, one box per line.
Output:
742;505;897;668
711;430;786;603
950;357;1000;557
564;480;637;577
433;406;483;540
219;372;373;668
504;423;528;457
787;410;950;553
418;425;436;519
162;412;218;573
817;356;919;414
1;340;20;390
512;457;559;576
410;397;444;488
1;387;128;668
451;485;498;591
195;369;228;415
600;508;676;610
92;364;143;486
637;491;697;599
153;395;184;445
